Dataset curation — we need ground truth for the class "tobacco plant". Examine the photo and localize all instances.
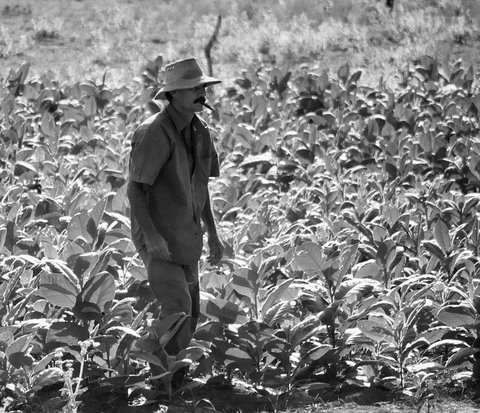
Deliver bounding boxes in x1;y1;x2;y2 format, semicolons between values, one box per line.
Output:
0;56;480;410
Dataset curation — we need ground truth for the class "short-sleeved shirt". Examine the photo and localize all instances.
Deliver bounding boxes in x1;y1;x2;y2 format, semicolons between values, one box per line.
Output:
128;104;220;265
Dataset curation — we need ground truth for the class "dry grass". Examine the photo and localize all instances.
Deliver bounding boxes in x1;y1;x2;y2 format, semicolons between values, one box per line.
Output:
0;0;479;88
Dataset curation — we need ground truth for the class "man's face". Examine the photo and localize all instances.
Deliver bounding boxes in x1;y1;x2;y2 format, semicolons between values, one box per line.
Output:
170;85;206;113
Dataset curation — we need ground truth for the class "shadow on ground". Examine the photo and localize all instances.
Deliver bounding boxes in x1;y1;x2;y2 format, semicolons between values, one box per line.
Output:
77;379;480;413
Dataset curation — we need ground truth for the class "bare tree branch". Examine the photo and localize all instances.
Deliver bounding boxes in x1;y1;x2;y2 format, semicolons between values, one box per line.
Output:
205;15;222;77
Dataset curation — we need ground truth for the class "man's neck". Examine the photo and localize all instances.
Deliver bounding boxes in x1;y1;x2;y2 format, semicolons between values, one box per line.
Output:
170;102;194;124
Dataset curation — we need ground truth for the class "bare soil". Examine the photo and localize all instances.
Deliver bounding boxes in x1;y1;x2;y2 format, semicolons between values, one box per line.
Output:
76;379;480;413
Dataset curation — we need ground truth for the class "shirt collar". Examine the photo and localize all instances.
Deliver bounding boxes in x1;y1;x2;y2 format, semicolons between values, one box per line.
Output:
167;103;194;133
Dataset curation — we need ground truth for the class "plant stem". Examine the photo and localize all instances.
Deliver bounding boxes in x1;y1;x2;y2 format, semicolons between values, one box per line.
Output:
74;355;85;396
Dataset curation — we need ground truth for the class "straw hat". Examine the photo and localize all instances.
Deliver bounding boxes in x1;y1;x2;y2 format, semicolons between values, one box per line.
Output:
154;57;221;100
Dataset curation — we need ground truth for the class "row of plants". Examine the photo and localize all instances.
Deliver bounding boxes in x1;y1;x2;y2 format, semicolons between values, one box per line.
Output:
0;55;479;411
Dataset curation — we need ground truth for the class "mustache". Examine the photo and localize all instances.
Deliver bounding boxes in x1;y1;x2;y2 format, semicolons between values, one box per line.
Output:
194;96;215;111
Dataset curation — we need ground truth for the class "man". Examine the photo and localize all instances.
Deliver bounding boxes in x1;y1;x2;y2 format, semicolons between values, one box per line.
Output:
127;57;223;388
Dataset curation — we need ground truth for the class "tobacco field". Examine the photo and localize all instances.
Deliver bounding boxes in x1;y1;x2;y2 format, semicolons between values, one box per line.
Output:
1;55;480;412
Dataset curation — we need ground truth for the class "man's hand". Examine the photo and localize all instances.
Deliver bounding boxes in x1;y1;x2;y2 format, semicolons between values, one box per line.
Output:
145;232;171;261
207;233;224;265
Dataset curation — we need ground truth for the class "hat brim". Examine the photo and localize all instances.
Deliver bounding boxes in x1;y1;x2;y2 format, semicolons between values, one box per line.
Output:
154;75;221;100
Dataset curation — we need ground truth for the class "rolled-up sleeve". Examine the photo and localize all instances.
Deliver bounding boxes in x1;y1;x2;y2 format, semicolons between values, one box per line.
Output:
129;122;171;186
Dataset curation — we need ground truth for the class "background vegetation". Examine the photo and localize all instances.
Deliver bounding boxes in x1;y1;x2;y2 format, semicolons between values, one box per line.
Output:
1;0;480;87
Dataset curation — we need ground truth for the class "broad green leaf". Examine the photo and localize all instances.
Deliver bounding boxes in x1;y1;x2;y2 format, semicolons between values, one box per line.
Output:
178;345;210;363
72;301;103;321
348;70;362;85
248;223;267;240
45;259;81;287
72;253;98;281
381;122;396;138
336;244;358;287
422;240;445;261
33;352;57;374
130;351;167;368
14;160;37;176
90;197;107;227
60;241;85;262
263;301;291;326
291;316;321;348
109;299;134;325
437;304;476;328
295;148;314;164
32;368;64;389
5;334;33;357
128;265;148;282
434;220;451;253
80;272;115;311
238;321;275;347
84;96;97;118
357;316;395;344
203;271;228;292
111;183;128;213
204;298;247;325
86;217;98;242
297;383;331;392
0;226;6;251
366;117;380;139
105;326;141;338
295;242;324;276
225;347;251;361
337;62;350;85
193;321;225;342
428;339;469;351
235;124;254;149
40;112;57;138
306;344;332;362
318;69;330;91
133;337;160;353
67;212;94;244
376;239;395;266
15;61;30;84
383;203;401;227
8;352;34;369
345;329;375;346
446;347;478;368
419;326;450;344
88;249;113;282
230;274;254;301
149;314;188;346
38;272;80;309
336;278;379;301
419;131;434;152
45;322;89;352
408;362;443;374
353;260;380;279
224;348;254;371
0;327;15;351
261;279;294;316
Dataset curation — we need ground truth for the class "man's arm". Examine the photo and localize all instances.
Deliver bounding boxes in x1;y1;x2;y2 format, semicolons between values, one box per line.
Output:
128;180;171;260
202;189;223;265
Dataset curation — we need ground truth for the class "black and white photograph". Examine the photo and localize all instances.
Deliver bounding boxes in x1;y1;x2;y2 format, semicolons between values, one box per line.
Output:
0;1;480;412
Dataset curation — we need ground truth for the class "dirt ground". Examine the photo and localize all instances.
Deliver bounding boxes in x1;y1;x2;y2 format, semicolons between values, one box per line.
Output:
77;379;480;413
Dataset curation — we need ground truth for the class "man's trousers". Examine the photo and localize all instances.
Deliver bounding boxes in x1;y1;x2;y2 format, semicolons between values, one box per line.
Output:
140;249;200;357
